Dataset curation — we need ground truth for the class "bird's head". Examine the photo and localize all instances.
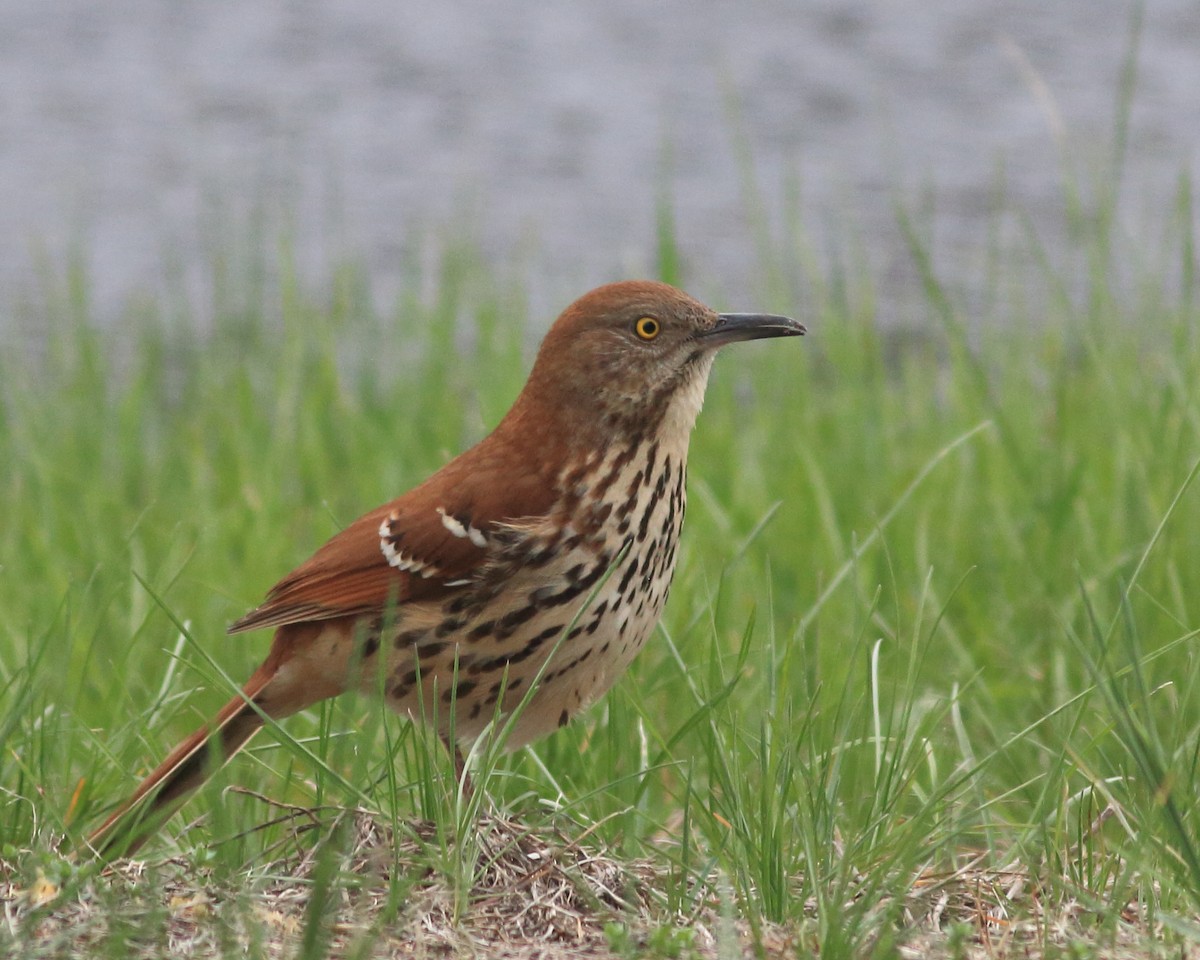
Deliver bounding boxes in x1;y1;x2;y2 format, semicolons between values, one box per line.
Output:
510;280;804;445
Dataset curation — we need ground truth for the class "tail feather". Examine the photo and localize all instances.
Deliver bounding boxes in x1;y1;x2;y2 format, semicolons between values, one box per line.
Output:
86;667;276;858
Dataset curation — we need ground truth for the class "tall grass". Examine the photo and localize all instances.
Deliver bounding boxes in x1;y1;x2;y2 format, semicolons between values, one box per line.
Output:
3;147;1200;956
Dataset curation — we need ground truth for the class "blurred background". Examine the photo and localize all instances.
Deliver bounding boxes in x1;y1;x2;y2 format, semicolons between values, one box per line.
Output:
1;0;1197;328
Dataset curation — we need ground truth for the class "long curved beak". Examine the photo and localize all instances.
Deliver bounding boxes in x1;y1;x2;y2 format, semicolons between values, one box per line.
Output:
702;312;806;347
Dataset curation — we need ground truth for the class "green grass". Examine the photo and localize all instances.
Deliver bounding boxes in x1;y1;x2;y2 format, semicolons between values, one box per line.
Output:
3;158;1200;956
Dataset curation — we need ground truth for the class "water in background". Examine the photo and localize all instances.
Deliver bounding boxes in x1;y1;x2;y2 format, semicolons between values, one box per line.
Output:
1;0;1197;328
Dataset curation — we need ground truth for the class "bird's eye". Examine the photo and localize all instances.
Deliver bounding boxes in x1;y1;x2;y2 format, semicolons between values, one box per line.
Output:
634;316;661;340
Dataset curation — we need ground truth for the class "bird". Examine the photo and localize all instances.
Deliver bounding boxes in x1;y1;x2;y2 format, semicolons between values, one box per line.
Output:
86;279;804;856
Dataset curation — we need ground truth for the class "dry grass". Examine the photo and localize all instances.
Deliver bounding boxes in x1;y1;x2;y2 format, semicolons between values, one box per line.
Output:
3;805;1190;959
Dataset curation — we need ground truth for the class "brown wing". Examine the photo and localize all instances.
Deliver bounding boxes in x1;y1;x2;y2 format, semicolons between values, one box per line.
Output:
227;436;556;634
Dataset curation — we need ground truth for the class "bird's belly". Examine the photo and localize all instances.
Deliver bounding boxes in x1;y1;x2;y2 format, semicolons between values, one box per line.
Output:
362;446;687;748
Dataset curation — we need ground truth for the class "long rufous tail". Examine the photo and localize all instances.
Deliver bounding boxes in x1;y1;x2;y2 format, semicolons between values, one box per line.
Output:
86;666;278;858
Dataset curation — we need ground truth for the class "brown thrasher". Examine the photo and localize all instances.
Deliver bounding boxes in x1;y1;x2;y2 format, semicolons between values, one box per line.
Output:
87;280;804;856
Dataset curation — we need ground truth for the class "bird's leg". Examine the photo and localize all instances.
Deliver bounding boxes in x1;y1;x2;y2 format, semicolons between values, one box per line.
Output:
442;734;475;800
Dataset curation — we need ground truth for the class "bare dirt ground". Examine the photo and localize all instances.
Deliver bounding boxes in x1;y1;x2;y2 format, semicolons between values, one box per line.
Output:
3;811;1192;959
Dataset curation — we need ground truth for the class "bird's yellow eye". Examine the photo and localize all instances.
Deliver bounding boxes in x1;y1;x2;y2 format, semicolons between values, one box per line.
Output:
634;316;661;340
